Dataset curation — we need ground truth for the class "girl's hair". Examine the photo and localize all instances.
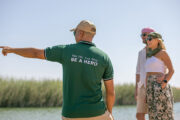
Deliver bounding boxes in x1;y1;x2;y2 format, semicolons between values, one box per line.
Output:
158;38;166;50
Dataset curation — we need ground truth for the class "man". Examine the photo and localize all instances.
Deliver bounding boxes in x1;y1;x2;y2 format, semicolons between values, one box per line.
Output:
0;20;115;120
135;28;155;120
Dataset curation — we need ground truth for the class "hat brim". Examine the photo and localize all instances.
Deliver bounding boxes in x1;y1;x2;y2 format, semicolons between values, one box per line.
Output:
70;28;76;32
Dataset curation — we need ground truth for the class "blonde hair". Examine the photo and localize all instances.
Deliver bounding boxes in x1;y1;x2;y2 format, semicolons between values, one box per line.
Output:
158;38;166;50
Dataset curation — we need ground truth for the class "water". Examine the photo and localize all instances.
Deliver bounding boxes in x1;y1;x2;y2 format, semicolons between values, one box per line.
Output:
0;103;180;120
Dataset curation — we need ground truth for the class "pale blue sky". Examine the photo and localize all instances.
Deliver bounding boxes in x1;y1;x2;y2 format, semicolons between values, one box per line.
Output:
0;0;180;86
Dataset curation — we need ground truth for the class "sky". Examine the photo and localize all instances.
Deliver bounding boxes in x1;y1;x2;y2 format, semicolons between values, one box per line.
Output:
0;0;180;87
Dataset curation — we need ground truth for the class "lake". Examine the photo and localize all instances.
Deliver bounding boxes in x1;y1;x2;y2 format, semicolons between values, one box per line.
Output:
0;103;180;120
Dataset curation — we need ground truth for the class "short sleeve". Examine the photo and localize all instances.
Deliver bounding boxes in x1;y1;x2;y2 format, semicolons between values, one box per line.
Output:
45;45;65;63
136;52;140;74
103;56;114;81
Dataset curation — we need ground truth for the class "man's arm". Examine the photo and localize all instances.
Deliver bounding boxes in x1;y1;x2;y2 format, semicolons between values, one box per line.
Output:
135;52;140;100
104;79;115;114
135;74;140;101
0;46;45;59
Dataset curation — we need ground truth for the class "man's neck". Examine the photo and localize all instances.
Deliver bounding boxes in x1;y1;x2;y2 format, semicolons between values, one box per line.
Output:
77;39;92;43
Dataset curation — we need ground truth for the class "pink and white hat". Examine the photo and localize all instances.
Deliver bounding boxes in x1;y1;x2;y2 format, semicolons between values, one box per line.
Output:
141;27;155;33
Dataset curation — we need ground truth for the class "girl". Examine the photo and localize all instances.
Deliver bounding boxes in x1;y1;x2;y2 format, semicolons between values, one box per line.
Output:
145;32;174;120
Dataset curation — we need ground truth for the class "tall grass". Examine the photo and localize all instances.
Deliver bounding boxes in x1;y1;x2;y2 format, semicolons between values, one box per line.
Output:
0;77;63;107
0;77;179;107
172;87;180;102
114;84;136;105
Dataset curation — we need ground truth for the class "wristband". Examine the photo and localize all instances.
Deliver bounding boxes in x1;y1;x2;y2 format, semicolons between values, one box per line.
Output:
163;80;168;83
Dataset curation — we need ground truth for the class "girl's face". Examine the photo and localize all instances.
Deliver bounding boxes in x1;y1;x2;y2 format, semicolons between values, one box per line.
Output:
147;37;159;49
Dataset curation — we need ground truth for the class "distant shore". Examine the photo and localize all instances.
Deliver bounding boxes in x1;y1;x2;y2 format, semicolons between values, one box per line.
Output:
0;77;180;107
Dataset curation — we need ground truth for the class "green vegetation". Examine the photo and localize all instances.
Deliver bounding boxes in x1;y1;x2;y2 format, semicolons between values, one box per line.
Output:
114;84;136;105
172;87;180;102
0;77;62;107
0;77;179;107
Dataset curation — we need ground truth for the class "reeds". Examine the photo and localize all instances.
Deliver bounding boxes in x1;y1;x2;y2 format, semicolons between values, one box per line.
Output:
0;77;179;107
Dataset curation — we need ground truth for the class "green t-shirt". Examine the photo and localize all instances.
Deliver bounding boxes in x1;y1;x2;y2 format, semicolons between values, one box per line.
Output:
45;41;113;118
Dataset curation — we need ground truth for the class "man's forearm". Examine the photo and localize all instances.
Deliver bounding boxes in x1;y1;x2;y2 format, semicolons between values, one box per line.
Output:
135;74;140;96
106;92;115;114
8;48;38;58
104;80;115;114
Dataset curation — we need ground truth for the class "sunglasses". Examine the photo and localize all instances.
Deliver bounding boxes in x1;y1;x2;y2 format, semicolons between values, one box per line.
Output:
141;33;147;37
146;37;155;41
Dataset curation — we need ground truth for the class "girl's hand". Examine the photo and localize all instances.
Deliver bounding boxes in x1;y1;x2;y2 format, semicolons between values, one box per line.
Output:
156;73;165;83
161;82;167;89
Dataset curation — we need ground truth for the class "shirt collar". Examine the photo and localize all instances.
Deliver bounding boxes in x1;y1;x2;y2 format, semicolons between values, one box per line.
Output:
78;41;96;46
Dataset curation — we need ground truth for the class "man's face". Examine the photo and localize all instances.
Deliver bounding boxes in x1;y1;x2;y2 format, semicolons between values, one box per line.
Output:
141;32;149;44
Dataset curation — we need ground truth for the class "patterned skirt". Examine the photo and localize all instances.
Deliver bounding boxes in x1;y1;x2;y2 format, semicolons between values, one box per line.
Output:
146;75;174;120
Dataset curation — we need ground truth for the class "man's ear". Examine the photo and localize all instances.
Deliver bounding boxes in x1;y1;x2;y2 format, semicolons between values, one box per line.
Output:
79;30;84;37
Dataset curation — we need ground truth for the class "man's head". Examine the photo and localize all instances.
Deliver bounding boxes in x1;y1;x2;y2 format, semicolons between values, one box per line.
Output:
141;27;155;44
70;20;96;43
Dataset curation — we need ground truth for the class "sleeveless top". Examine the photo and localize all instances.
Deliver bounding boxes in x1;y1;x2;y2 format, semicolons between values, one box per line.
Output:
145;56;167;74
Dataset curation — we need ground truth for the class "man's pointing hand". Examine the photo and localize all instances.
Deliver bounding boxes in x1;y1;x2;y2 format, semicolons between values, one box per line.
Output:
0;46;12;56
